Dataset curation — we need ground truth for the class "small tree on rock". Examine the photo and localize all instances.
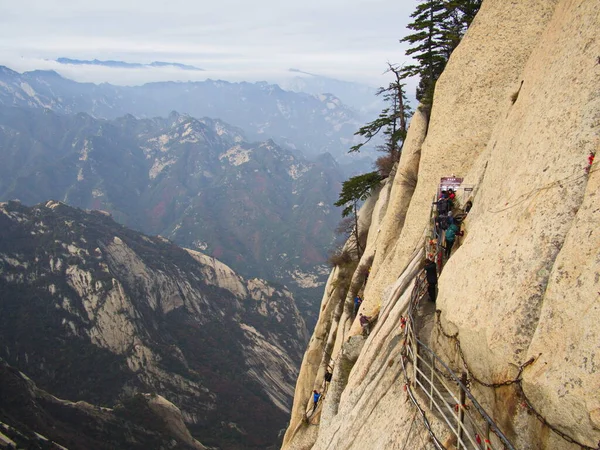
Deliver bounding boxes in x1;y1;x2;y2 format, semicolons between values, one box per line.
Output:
334;171;382;259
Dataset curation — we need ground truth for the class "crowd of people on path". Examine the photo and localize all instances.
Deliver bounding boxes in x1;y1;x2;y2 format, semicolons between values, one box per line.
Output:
305;184;476;424
434;189;471;260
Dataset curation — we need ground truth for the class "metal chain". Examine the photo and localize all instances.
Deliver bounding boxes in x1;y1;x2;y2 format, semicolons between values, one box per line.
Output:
516;383;597;450
434;310;596;449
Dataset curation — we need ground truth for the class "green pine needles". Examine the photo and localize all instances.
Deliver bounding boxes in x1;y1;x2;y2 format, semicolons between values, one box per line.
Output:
401;0;482;109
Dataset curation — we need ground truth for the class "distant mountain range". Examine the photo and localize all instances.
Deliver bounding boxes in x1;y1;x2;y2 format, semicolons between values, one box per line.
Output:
282;68;383;115
0;65;366;162
0;200;307;449
56;57;203;71
0;104;342;320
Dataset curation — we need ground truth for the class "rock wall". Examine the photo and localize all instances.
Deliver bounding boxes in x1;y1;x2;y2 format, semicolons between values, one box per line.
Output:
282;0;599;449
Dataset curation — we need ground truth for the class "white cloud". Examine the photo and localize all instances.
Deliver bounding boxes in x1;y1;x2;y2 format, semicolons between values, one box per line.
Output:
0;0;417;87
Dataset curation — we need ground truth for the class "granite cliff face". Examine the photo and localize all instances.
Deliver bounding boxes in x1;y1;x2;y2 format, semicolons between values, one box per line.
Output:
282;1;599;449
0;200;307;449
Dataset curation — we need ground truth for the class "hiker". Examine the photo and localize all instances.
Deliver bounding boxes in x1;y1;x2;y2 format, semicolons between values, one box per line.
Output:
312;390;321;412
464;200;473;214
324;370;332;383
359;313;372;336
435;214;449;238
447;210;454;225
436;197;449;215
424;257;438;302
445;223;464;258
353;295;362;316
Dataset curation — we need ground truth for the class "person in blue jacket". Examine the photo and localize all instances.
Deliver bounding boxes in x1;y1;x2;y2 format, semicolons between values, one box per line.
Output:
353;295;362;316
312;390;321;412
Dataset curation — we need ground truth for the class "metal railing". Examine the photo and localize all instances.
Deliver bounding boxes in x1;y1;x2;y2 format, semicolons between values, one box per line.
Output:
400;272;515;450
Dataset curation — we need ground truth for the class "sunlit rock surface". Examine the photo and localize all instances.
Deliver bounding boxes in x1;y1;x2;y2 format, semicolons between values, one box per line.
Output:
282;1;599;449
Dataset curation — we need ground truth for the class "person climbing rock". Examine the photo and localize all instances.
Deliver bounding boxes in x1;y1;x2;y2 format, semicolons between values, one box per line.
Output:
312;390;321;412
324;370;332;383
445;223;464;258
424;257;438;302
353;295;362;316
359;313;372;336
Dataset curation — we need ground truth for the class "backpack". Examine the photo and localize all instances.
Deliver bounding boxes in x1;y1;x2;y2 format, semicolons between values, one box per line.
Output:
437;199;449;214
445;225;457;241
438;215;449;230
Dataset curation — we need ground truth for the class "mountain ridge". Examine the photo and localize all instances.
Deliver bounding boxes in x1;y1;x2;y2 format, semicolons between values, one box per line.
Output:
0;65;364;161
0;104;342;322
0;199;307;449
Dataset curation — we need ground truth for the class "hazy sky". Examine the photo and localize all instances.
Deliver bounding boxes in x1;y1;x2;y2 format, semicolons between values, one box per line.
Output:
0;0;416;86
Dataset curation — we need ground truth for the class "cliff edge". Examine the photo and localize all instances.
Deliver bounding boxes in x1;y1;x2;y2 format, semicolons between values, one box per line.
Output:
282;0;599;449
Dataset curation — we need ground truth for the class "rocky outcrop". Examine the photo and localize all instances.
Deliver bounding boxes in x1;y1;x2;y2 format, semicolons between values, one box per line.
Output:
283;0;599;449
0;200;307;449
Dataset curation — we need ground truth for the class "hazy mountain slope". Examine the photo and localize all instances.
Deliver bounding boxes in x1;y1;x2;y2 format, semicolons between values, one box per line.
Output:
0;66;362;160
0;106;342;315
0;200;307;449
280;69;382;115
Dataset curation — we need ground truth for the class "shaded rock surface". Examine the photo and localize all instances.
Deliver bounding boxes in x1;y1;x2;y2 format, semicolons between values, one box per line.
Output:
0;358;205;449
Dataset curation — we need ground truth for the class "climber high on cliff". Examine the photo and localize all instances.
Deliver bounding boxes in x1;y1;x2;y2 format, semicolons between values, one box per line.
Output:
312;390;321;412
359;313;372;336
353;294;362;316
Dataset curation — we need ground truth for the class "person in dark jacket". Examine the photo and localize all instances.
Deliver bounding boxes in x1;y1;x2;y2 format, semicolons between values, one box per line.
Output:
312;390;321;412
324;370;332;383
436;197;449;215
464;200;473;214
424;258;438;302
359;313;372;336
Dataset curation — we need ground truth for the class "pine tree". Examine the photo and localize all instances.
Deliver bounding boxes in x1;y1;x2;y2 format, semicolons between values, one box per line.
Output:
333;171;382;258
400;0;482;111
400;0;448;108
350;64;412;176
